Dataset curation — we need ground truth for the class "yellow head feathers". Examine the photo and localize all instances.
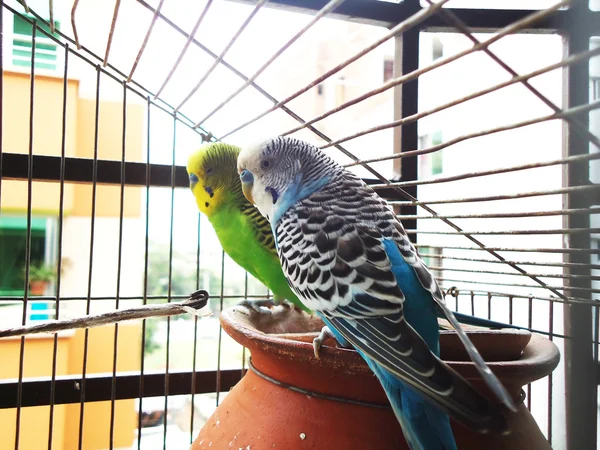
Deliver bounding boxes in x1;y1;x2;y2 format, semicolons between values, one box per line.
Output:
186;142;244;217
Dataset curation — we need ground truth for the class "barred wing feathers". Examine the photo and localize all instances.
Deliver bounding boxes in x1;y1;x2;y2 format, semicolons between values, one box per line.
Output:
275;173;512;433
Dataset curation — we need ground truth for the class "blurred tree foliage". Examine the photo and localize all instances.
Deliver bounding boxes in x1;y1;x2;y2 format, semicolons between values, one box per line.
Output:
143;242;269;355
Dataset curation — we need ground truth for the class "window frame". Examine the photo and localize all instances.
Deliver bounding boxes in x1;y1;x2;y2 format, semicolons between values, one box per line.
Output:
3;10;62;74
0;216;48;296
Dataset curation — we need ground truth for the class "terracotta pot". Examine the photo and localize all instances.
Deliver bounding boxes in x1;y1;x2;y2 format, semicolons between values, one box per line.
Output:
192;306;560;450
29;280;49;296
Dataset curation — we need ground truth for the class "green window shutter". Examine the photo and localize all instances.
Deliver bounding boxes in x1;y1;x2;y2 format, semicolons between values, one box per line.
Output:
431;131;443;175
0;217;47;294
420;246;433;267
12;14;61;71
0;216;47;231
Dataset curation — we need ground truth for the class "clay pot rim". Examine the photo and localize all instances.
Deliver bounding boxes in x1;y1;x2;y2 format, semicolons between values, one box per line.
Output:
220;306;560;385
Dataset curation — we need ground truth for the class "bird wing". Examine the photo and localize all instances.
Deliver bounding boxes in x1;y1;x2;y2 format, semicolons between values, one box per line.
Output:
275;175;512;433
391;213;517;413
240;202;278;255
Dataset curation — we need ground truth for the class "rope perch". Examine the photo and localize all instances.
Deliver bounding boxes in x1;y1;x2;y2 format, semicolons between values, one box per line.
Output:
0;290;210;339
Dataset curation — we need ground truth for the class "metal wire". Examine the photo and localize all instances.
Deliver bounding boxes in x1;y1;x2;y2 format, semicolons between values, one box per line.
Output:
329;47;600;150
70;0;80;49
0;1;3;212
428;264;600;282
163;116;178;449
383;150;600;189
350;100;600;169
78;65;102;450
527;295;533;411
388;184;600;206
190;208;202;444
103;0;122;67
444;288;587;307
48;0;53;33
108;80;128;450
445;289;570;338
175;0;270;112
14;21;37;450
47;42;69;450
241;271;249;378
215;249;225;406
18;0;28;13
218;0;449;139
154;0;214;100
398;206;600;220
280;0;570;137
429;0;600;153
227;3;584;306
8;3;214;138
406;227;600;236
1;0;599;448
438;276;600;296
548;300;554;441
193;0;346;129
137;96;152;450
130;0;373;159
420;253;600;271
438;277;600;296
414;243;599;254
128;0;166;82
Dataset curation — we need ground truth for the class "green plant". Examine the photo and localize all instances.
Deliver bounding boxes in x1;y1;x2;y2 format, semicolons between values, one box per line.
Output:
27;262;57;283
23;257;72;284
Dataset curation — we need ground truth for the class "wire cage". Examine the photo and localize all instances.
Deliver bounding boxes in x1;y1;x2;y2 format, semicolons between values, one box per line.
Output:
0;0;598;449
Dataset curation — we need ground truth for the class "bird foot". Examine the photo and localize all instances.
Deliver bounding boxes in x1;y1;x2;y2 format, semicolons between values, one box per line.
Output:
278;299;296;311
237;299;275;315
313;326;337;360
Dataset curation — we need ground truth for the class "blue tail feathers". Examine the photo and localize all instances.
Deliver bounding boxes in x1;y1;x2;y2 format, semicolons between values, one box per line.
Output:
367;357;458;450
318;313;457;450
448;311;523;330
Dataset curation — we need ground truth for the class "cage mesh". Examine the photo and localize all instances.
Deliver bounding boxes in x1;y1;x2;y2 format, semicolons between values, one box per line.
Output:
0;0;598;449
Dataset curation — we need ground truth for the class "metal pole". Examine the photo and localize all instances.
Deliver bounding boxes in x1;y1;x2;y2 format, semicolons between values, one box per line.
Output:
563;2;596;449
393;0;420;243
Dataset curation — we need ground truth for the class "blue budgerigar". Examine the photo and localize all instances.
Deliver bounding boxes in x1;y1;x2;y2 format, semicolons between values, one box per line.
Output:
237;137;516;450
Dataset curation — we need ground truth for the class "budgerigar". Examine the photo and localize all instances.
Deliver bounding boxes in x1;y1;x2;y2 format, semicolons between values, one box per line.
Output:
237;137;515;450
186;142;309;313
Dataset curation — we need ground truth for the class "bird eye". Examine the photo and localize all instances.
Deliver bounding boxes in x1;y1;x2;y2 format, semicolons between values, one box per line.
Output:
205;167;213;175
261;159;271;170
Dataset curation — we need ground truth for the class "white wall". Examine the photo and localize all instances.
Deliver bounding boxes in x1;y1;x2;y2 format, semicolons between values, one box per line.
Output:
60;217;146;318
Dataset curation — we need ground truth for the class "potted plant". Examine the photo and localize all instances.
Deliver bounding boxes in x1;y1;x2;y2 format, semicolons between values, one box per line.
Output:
27;262;57;295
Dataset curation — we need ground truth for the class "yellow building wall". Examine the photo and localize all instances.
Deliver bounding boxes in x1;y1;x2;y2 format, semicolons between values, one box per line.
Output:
0;333;70;450
1;71;79;158
75;98;144;162
72;97;143;218
72;184;142;219
1;70;145;449
0;323;142;450
0;181;76;215
1;70;144;218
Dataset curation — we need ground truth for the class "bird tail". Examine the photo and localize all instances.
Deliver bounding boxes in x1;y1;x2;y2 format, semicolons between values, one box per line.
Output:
449;311;523;330
366;357;458;450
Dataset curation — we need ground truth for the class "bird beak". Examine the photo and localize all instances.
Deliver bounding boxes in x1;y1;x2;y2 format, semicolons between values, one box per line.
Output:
240;169;255;204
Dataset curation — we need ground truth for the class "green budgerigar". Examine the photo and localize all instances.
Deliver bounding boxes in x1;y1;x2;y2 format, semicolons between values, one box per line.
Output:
186;142;309;313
